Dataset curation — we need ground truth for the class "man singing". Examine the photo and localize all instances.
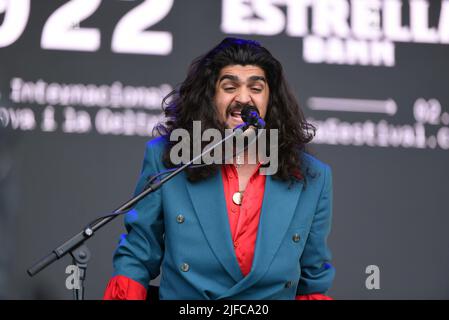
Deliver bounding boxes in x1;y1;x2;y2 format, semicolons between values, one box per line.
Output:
103;38;335;300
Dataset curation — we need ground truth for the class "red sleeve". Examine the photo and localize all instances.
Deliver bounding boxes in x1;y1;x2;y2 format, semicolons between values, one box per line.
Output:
295;293;333;300
103;275;147;300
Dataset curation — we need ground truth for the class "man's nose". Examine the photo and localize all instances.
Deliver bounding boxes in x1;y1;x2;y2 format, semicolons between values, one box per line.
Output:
235;89;252;104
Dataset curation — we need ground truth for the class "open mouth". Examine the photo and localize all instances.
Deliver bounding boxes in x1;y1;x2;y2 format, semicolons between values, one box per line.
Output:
230;110;241;118
227;105;243;121
228;104;258;120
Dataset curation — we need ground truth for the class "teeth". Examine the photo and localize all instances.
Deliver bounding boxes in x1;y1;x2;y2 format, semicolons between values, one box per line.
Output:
228;106;243;118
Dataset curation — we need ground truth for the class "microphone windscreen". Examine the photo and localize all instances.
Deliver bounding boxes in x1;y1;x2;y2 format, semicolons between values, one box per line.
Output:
241;105;259;123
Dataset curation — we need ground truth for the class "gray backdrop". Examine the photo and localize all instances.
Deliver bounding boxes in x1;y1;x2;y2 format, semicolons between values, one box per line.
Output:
0;0;448;299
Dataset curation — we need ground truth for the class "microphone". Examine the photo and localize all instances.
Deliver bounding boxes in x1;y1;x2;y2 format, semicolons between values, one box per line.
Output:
241;105;266;129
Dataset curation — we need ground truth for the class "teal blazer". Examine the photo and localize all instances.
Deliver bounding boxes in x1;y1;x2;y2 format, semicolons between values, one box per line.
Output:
112;137;335;299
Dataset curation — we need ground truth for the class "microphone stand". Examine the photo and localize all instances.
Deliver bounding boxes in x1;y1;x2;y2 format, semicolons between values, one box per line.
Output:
27;121;258;300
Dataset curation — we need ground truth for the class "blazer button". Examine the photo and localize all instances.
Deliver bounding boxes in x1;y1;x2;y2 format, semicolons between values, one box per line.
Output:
285;281;293;288
176;214;185;223
180;263;190;272
292;233;301;242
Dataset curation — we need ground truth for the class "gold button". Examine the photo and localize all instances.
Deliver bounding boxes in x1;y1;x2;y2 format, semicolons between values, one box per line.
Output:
292;233;301;242
176;214;185;223
180;263;189;272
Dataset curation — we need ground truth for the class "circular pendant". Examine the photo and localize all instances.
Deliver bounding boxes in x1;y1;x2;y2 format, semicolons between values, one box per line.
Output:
232;192;243;206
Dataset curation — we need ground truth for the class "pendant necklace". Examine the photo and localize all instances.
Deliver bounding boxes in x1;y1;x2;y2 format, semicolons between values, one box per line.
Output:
232;154;245;205
232;191;244;205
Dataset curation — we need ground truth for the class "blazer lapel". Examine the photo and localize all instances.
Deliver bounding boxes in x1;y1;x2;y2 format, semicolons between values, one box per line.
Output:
217;175;303;299
185;170;244;283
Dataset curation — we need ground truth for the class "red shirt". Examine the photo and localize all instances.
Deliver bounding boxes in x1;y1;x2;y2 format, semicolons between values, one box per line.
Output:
104;164;332;300
221;163;265;276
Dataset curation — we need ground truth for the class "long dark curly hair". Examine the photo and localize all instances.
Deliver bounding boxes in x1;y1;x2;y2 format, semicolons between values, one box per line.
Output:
154;37;316;184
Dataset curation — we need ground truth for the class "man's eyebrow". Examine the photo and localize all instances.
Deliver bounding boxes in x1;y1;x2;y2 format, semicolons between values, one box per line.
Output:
218;74;239;83
218;75;266;83
248;75;266;83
